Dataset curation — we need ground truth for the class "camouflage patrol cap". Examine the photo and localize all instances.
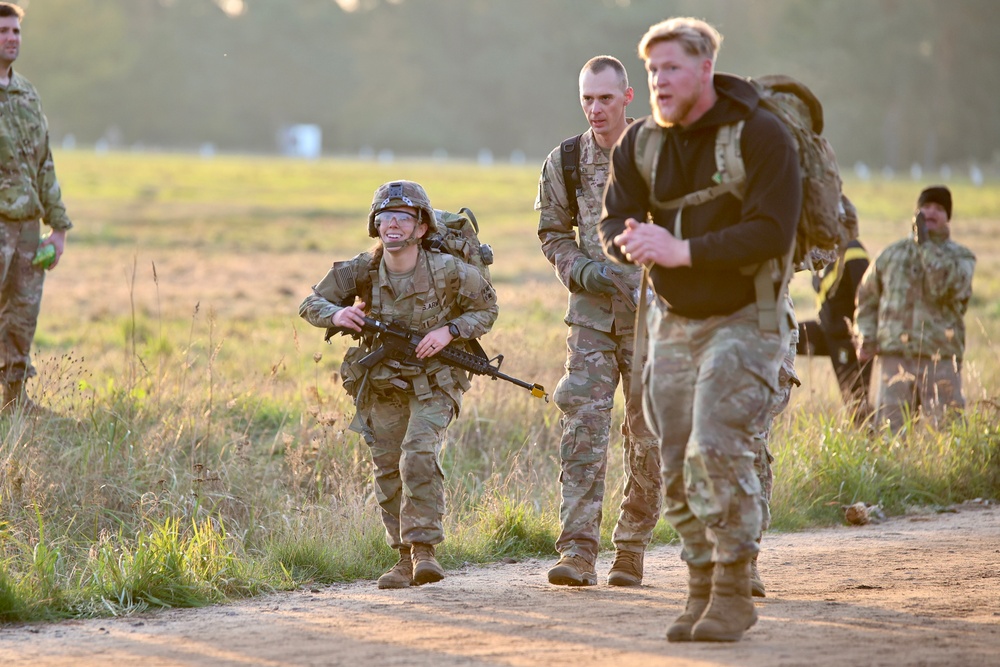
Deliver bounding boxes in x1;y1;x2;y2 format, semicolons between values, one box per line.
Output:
368;180;437;237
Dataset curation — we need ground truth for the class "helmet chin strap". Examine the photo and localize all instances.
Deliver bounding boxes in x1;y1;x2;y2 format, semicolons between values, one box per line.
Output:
381;227;423;251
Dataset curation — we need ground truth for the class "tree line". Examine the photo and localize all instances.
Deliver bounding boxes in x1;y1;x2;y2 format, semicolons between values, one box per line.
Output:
17;0;1000;170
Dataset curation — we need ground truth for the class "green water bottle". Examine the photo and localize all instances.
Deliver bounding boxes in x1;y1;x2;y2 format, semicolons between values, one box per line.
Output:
32;241;56;270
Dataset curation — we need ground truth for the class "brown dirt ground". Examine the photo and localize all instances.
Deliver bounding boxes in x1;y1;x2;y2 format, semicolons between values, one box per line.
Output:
2;504;998;667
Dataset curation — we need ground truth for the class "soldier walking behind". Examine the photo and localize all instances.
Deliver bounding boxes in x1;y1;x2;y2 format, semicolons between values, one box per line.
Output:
536;56;662;587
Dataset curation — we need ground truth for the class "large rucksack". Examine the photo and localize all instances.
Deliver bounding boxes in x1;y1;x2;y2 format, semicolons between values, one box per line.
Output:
426;207;495;285
633;74;858;332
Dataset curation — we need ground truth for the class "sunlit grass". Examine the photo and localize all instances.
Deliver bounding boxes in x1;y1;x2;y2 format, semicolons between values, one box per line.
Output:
1;151;998;622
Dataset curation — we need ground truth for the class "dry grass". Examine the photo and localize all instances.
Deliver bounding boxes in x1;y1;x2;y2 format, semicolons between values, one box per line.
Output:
1;151;997;620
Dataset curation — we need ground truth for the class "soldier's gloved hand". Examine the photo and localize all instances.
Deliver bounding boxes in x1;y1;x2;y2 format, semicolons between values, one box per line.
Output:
579;261;618;295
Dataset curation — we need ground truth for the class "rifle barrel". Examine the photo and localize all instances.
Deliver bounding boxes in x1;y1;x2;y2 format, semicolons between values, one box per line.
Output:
357;316;548;400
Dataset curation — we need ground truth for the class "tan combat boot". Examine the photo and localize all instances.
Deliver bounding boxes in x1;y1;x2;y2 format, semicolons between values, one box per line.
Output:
607;548;644;587
750;554;766;597
377;548;413;589
666;562;713;642
691;559;758;642
547;553;597;586
411;543;445;585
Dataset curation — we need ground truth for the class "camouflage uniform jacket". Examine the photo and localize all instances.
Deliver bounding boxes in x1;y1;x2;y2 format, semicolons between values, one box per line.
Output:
536;127;641;334
300;247;498;409
0;71;72;230
855;234;975;361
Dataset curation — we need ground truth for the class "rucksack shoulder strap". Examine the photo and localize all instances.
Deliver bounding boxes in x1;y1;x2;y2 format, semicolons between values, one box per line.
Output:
560;134;582;225
750;250;793;335
366;264;380;314
633;117;664;202
425;250;463;307
636;119;747;221
714;120;746;198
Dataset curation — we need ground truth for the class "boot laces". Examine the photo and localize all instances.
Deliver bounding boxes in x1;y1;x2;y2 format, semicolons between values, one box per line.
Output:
558;554;593;573
613;549;642;576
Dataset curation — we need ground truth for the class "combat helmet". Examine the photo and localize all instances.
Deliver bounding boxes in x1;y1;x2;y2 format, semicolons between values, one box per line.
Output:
368;180;437;238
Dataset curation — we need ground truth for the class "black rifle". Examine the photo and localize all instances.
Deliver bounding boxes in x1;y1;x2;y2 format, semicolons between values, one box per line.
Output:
330;317;548;400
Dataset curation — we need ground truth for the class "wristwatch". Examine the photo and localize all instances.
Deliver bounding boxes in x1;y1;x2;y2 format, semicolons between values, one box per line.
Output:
447;323;461;339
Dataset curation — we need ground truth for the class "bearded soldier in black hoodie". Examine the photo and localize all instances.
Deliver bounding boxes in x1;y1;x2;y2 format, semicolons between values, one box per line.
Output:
600;17;801;643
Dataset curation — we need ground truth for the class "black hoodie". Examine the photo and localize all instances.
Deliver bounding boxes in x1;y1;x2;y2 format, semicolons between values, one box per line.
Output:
599;74;801;319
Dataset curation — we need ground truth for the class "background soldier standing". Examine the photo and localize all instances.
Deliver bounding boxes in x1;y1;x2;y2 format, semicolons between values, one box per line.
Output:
855;185;975;432
536;56;662;587
0;2;73;413
300;180;498;588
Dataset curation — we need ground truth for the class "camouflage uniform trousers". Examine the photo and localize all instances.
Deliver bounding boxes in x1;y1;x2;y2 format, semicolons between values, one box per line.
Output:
552;324;661;563
751;325;799;533
872;354;964;432
643;301;786;567
0;220;45;385
364;389;456;549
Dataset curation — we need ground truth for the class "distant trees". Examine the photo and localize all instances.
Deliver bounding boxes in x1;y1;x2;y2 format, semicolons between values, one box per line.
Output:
16;0;1000;169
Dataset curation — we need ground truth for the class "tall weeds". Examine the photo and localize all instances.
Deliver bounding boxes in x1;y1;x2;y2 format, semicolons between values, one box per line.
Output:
6;322;995;623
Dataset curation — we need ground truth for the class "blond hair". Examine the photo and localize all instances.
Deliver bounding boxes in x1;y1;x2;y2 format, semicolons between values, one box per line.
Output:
638;17;722;63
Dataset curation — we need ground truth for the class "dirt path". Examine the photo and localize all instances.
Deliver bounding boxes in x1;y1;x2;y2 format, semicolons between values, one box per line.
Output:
2;504;998;667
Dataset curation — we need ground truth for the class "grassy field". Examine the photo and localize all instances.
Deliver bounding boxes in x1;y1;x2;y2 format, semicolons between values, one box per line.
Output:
1;151;998;621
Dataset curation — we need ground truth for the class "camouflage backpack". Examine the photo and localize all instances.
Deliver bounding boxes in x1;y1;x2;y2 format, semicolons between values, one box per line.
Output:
633;74;858;332
426;207;494;285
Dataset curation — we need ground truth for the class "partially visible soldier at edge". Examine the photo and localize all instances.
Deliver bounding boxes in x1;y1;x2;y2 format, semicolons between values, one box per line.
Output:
299;180;498;589
855;185;975;433
599;17;801;643
0;2;73;414
797;232;872;423
535;56;662;588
